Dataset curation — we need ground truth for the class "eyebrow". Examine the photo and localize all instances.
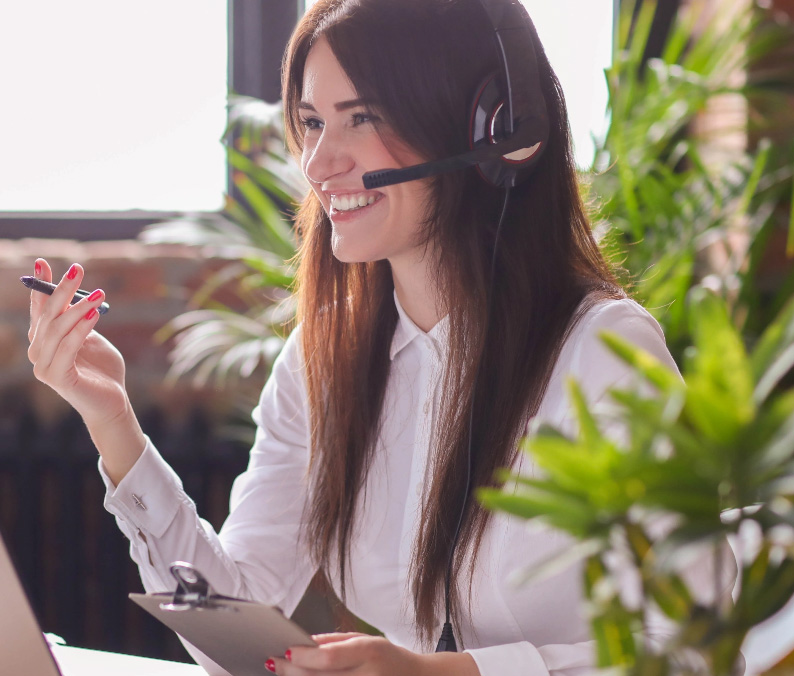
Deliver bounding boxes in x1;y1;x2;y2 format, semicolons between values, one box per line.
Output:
298;98;372;112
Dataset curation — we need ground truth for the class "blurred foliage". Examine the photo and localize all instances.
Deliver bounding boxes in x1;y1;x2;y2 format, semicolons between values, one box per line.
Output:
141;96;303;441
480;0;794;672
479;290;794;674
587;0;794;363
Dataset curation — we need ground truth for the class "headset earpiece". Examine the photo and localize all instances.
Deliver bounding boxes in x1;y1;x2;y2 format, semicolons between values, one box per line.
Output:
470;73;544;188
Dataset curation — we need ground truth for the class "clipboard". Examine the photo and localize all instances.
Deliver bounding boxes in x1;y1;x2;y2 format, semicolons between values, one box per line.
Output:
130;562;316;676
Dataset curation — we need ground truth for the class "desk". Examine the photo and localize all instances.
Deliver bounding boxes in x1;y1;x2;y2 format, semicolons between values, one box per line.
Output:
51;644;204;676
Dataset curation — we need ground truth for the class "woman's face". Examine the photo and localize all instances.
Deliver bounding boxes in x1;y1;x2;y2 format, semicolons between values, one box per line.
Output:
299;37;432;266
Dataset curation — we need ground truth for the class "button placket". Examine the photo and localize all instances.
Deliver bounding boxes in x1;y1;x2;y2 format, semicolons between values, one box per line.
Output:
398;343;435;574
417;344;444;499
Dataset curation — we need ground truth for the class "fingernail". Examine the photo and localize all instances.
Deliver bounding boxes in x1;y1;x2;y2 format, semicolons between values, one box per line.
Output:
34;261;42;276
85;309;97;321
67;264;78;280
87;289;103;302
285;650;291;662
265;659;276;673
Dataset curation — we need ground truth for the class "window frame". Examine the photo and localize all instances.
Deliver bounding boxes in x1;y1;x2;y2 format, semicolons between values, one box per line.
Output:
0;0;300;241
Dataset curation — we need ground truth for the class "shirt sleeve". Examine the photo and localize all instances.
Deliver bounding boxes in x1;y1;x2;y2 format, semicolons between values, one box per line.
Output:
466;640;597;676
546;298;680;433
465;299;736;676
99;325;316;616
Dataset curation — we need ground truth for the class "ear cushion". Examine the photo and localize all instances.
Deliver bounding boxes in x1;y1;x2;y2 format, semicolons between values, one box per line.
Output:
469;74;544;188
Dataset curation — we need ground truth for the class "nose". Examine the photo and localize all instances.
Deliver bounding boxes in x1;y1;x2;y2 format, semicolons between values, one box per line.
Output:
302;127;355;185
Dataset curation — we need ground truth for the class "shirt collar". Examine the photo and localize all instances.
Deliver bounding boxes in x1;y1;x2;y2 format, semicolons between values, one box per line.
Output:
389;290;449;361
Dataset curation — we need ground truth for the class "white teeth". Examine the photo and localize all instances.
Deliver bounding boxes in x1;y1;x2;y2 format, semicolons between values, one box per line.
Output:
331;193;377;212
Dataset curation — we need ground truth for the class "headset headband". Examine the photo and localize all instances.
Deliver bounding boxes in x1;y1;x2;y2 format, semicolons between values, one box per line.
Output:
362;0;549;189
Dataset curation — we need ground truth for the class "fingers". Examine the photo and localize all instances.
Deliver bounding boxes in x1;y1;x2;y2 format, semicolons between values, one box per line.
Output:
30;294;105;386
28;258;53;341
27;260;106;385
32;285;105;373
310;633;365;646
45;297;104;376
269;635;382;675
28;261;86;364
29;261;83;345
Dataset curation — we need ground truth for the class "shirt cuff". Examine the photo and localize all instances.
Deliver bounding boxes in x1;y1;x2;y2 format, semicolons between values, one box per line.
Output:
99;436;189;539
466;642;550;676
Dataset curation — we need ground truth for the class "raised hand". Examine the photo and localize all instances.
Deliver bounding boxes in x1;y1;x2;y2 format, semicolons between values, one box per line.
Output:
27;258;145;484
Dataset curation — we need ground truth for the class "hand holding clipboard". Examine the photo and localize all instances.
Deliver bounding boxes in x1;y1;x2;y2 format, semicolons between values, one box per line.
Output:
130;563;316;676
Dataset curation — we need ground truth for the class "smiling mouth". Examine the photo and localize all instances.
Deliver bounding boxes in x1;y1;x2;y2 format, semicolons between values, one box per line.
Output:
329;192;382;213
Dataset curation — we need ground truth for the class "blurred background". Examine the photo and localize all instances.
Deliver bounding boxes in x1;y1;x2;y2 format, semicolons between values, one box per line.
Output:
0;0;792;670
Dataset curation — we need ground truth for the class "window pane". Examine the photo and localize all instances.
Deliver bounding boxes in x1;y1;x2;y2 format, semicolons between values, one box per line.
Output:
0;0;228;212
523;0;613;169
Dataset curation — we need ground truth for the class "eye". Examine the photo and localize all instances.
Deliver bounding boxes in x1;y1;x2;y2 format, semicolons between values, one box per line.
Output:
351;111;380;127
299;116;323;131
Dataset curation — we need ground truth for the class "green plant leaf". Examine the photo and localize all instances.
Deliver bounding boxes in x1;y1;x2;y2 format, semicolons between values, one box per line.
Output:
477;487;599;538
567;378;603;448
599;331;685;396
688;289;754;408
752;295;794;403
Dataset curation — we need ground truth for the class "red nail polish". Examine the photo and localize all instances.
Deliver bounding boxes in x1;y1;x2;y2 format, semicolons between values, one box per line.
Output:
34;261;42;276
85;309;97;321
265;658;276;673
87;289;102;302
67;264;78;280
285;650;291;662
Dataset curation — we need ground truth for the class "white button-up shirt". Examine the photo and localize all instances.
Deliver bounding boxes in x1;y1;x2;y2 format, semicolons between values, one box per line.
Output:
101;295;717;676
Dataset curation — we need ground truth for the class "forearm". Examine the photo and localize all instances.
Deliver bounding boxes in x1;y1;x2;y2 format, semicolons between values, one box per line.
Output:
84;397;146;487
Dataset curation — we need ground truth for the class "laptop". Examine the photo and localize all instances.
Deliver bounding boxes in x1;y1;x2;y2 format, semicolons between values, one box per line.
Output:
0;531;202;675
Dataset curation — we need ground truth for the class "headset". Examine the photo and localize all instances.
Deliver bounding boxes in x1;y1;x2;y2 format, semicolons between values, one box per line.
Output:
362;0;551;653
362;0;549;191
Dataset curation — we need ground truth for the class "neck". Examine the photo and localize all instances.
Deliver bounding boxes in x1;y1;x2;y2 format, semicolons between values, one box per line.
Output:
390;248;443;333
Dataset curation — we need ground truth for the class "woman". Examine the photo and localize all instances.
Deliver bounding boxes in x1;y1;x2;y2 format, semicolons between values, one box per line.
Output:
26;1;720;675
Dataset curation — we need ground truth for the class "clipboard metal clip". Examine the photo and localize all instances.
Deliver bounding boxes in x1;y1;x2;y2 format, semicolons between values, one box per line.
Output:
159;561;221;612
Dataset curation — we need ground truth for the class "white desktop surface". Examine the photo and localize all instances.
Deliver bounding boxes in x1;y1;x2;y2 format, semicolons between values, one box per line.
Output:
51;644;205;676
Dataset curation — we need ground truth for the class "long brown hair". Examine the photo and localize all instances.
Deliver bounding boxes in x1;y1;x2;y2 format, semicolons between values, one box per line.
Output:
282;0;622;646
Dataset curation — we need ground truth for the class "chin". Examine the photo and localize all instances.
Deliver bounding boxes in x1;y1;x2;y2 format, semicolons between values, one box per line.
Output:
331;249;377;265
330;235;379;265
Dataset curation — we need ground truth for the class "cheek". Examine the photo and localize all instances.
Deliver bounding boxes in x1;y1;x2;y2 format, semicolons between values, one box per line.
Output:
301;149;326;205
405;182;433;221
300;148;311;179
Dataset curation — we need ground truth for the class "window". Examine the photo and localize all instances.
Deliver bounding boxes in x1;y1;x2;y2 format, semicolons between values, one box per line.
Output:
0;1;228;217
524;1;614;169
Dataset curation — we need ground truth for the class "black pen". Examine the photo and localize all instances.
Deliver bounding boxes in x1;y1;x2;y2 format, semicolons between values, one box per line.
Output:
20;276;110;315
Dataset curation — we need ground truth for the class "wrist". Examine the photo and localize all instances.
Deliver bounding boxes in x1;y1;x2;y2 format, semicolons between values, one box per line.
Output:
84;399;146;486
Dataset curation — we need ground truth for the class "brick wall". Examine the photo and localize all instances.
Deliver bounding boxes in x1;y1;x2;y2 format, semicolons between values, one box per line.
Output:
0;238;242;428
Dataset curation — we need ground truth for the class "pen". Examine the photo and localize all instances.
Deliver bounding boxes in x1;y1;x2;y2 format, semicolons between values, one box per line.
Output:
20;276;110;315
